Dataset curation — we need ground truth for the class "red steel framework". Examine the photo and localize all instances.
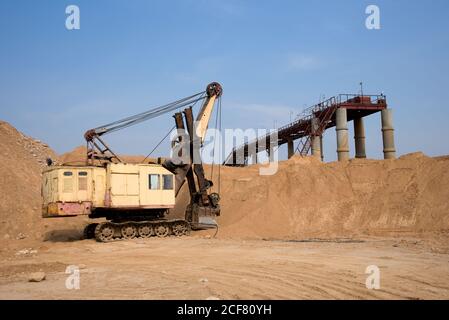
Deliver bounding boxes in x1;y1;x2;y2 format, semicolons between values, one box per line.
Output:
224;94;387;166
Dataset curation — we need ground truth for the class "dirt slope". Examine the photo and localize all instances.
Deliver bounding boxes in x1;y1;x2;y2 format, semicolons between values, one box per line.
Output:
0;121;57;240
0;122;91;243
213;154;449;239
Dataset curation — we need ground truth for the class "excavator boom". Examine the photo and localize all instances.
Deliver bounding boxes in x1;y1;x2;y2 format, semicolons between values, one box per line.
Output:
195;82;222;144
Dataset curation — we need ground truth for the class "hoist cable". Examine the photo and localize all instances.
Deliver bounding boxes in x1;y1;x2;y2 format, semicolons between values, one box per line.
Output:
100;96;207;135
210;97;220;189
96;91;204;130
142;91;206;163
142;125;176;163
218;96;222;195
93;91;206;135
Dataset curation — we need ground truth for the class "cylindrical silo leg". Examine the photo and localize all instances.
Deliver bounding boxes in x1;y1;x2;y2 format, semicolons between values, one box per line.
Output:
320;135;324;162
311;117;322;160
336;108;350;161
354;117;366;159
287;139;294;159
381;109;396;159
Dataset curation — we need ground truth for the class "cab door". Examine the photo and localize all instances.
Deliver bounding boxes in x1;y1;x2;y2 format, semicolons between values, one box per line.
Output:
139;166;175;207
139;167;161;206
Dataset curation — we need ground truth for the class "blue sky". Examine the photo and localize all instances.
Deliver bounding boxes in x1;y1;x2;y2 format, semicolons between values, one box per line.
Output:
1;0;448;162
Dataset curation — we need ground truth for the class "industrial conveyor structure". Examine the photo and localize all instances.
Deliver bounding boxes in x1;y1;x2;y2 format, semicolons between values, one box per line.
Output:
224;93;395;166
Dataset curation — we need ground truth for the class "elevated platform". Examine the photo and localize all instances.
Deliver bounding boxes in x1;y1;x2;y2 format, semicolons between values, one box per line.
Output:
224;94;387;166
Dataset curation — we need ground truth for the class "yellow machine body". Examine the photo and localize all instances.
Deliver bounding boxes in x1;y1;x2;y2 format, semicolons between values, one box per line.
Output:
42;163;175;217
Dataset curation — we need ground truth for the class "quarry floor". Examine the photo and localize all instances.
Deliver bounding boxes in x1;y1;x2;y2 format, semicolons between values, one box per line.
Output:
0;234;449;300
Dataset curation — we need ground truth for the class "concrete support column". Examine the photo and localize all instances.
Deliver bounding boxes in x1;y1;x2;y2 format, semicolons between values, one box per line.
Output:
311;117;322;160
320;135;324;162
287;139;294;159
381;109;396;159
354;117;367;159
336;108;350;161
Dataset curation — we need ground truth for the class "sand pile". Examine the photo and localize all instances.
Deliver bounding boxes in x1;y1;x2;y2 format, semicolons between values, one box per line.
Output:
0;122;93;243
59;145;158;165
213;154;449;239
0;121;58;240
58;145;86;165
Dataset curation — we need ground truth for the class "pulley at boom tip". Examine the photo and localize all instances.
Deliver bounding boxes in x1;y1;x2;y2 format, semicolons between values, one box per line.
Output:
206;82;223;98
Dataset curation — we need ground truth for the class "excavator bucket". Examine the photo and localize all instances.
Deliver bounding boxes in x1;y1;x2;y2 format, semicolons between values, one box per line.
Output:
198;216;218;229
185;203;220;230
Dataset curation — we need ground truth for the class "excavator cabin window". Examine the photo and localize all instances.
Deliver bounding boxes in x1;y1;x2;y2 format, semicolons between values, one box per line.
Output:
162;175;173;190
148;174;173;190
148;174;159;190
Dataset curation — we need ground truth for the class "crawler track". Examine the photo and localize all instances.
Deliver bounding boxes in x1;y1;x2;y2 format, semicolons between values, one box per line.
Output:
83;220;191;242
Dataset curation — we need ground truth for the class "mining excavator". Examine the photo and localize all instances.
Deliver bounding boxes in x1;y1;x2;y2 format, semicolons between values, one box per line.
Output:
41;82;222;242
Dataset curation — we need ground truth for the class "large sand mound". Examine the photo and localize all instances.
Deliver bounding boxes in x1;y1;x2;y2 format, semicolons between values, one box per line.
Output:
0;121;57;240
0;122;90;242
1;120;448;242
214;154;449;239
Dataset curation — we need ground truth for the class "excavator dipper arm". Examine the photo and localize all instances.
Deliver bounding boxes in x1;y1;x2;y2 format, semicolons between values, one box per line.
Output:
163;82;223;228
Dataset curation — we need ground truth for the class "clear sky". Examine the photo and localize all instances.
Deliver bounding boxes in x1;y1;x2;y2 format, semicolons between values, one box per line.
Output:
1;0;448;162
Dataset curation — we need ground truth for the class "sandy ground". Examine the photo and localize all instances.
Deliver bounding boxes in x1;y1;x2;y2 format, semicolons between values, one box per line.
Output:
2;121;449;300
1;234;448;300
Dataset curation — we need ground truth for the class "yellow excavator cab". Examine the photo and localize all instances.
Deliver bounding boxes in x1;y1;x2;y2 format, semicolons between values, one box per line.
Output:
42;163;175;218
